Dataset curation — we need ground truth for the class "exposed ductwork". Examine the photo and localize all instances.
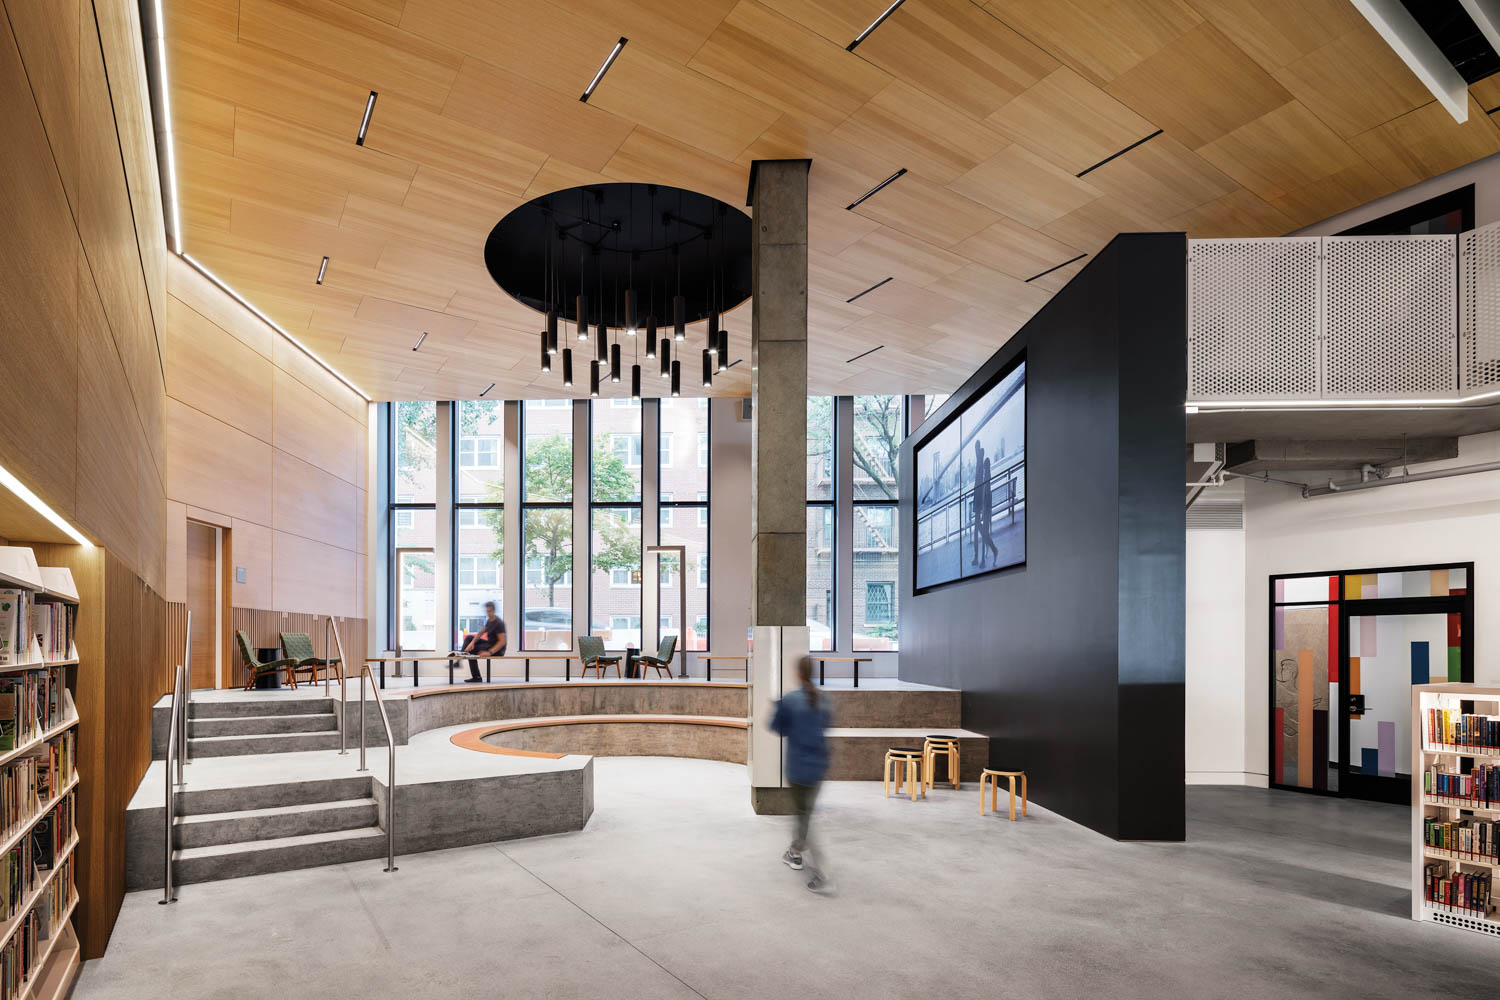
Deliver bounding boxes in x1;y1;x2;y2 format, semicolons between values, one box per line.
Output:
1303;459;1500;497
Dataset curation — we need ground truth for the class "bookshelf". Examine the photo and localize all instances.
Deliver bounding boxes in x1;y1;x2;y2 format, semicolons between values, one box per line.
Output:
0;546;82;998
1413;684;1500;939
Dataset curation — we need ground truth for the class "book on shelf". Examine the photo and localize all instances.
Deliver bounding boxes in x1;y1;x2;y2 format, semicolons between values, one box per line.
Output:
1425;815;1500;863
27;600;72;664
0;592;26;668
1425;763;1500;809
1424;707;1500;750
1424;860;1492;917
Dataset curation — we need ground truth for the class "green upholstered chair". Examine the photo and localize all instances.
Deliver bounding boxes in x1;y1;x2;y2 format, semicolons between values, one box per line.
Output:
577;635;622;678
636;635;677;678
236;630;298;690
280;631;341;686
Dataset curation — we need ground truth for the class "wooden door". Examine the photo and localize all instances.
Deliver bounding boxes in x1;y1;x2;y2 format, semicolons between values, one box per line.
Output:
185;521;218;689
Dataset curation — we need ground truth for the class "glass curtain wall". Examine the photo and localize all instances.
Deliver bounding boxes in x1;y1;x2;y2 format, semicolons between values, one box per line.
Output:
590;400;643;649
660;398;709;652
391;401;437;650
806;396;835;651
521;400;573;649
851;395;901;651
453;400;504;644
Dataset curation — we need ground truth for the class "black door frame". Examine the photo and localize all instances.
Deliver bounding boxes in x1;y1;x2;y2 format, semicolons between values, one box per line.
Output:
1268;561;1474;802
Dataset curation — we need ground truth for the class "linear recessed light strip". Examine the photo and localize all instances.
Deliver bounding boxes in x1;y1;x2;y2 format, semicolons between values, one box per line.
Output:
479;382;496;398
580;37;628;102
846;277;893;304
1075;129;1163;178
847;345;883;364
150;0;182;253
412;332;427;351
0;462;92;547
180;254;371;401
846;168;907;211
847;0;907;51
316;256;328;285
1024;253;1087;283
1186;387;1500;411
356;91;378;146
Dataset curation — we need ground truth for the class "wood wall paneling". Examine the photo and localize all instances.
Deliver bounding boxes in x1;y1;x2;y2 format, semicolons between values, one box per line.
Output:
186;520;218;688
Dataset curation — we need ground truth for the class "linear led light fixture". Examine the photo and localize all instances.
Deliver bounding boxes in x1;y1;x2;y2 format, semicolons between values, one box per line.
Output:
846;277;893;304
1349;0;1468;122
150;0;182;253
847;0;907;51
846;169;906;211
0;462;92;547
581;38;628;102
1076;130;1162;178
847;345;883;364
479;382;496;398
412;332;428;351
1025;253;1087;283
1187;386;1500;411
180;253;372;401
316;256;329;284
356;91;378;145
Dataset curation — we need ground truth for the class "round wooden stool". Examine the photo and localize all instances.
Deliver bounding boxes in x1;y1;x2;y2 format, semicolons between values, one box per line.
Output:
980;768;1027;820
923;736;961;792
884;747;925;801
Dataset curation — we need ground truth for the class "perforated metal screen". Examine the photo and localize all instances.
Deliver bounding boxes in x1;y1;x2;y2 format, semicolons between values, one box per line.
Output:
1324;235;1455;398
1187;238;1320;400
1461;222;1500;392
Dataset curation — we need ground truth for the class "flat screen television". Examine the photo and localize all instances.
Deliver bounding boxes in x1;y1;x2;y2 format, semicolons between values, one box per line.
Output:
914;358;1026;590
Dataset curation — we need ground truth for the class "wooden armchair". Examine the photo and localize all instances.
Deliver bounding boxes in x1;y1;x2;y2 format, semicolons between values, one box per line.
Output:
578;635;622;678
280;631;340;686
236;630;298;690
637;635;677;678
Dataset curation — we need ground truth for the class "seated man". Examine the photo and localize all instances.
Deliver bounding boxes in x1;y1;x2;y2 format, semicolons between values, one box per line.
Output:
452;601;506;683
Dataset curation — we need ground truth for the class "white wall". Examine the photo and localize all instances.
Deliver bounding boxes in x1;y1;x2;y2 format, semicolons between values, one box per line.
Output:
1186;523;1247;784
1240;430;1500;784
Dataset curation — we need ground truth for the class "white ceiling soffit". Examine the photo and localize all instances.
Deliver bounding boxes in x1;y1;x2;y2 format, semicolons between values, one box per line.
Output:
1460;0;1500;57
1350;0;1470;123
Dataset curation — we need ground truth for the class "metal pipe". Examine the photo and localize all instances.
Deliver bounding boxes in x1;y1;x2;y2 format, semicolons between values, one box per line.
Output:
160;662;184;905
1303;459;1500;498
179;611;191;778
357;664;397;872
358;671;367;773
327;617;349;755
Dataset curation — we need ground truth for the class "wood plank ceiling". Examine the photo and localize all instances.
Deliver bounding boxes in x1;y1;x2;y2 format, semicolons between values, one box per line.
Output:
166;0;1500;400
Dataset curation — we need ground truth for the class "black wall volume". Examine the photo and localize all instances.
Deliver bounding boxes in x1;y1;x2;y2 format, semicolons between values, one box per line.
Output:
898;233;1187;842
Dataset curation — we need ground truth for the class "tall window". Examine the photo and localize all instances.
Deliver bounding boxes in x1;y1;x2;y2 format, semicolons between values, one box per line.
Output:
391;402;437;650
454;400;504;644
590;400;642;648
852;395;901;651
661;398;709;651
521;400;573;649
806;397;834;650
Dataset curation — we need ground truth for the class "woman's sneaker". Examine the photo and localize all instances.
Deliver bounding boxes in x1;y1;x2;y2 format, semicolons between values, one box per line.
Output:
806;873;829;892
781;850;803;871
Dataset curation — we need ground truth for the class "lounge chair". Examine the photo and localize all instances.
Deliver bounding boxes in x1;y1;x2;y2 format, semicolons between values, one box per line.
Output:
280;631;341;686
236;630;298;690
636;636;677;678
578;635;622;678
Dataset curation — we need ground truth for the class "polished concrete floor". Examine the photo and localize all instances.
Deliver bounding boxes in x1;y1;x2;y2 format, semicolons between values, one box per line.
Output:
79;760;1495;1000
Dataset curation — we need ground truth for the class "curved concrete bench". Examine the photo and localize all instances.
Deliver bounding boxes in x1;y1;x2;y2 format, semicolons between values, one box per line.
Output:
407;682;749;739
451;715;748;764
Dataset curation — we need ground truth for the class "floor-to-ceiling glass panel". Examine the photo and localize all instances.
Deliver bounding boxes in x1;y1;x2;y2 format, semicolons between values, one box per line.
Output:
395;401;437;503
457;400;504;503
660;516;707;652
591;507;641;649
852;504;898;651
807;506;833;651
521;507;572;649
397;548;436;651
455;508;503;644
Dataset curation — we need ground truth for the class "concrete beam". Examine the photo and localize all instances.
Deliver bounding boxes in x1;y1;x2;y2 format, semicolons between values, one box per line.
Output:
1225;438;1458;473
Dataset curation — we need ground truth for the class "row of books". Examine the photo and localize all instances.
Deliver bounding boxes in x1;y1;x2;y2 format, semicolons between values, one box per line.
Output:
0;593;29;668
0;837;36;925
1424;708;1500;751
1425;763;1500;808
27;602;73;664
0;674;67;753
1424;861;1492;916
0;856;72;1000
36;734;73;804
1425;817;1500;862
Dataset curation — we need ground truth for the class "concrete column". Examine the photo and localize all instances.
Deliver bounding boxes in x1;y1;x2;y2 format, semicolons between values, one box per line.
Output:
747;158;811;815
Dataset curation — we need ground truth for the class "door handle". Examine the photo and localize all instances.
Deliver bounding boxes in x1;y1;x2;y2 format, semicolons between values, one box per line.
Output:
1346;693;1366;714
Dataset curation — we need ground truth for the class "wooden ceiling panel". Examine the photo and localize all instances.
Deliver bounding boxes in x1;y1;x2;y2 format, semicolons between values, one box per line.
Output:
1349;95;1500;189
586;45;781;162
953;217;1082;282
834;80;1010;184
168;0;1500;399
239;0;462;111
985;0;1201;85
852;0;1057;120
1082;133;1236;220
950;143;1101;229
985;67;1157;175
1103;23;1292;149
1198;100;1373;204
689;1;890;133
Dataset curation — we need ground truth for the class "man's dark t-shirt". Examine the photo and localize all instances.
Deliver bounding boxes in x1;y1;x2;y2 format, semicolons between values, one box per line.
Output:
477;616;507;655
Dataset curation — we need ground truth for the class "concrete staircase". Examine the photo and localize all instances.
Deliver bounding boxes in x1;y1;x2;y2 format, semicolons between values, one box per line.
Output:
155;696;343;759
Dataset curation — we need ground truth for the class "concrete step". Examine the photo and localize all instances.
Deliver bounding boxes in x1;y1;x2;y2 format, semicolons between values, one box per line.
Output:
175;776;372;816
174;798;379;849
189;698;337;720
186;731;345;758
173;826;389;885
188;713;337;738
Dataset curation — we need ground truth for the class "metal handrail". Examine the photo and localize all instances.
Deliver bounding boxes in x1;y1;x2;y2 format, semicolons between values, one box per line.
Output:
357;662;398;873
323;617;350;756
160;612;191;905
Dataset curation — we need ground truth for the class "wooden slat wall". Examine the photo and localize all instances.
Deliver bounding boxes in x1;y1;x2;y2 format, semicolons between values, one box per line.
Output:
165;600;189;670
230;608;367;684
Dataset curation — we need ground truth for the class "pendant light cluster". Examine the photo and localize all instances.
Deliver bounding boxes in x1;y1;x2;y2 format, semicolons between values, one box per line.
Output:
516;185;742;403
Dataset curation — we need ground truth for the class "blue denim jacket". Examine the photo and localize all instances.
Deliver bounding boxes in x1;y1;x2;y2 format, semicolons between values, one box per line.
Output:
770;687;832;786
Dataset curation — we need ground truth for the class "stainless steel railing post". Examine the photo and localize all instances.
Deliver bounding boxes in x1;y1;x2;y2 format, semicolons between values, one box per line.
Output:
326;617;349;755
358;671;367;773
178;610;191;779
352;665;396;872
160;662;184;905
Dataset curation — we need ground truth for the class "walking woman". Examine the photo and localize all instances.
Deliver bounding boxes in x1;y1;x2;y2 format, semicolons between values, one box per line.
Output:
770;656;833;891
